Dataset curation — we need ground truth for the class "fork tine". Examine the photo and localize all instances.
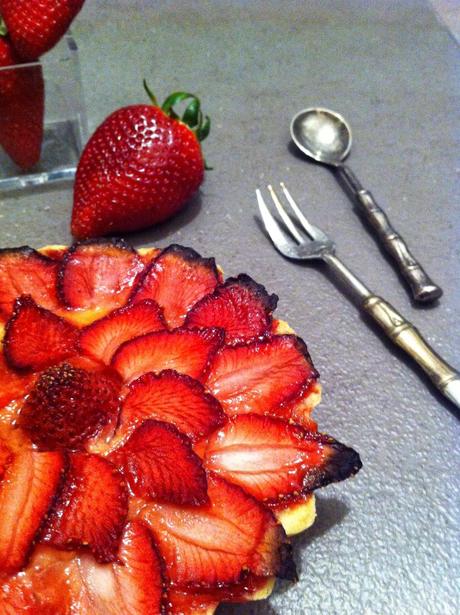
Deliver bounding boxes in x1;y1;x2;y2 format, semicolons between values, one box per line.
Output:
280;182;329;243
256;189;296;254
267;184;304;244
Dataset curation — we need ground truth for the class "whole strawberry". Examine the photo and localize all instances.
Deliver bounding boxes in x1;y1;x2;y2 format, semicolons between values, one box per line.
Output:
71;84;210;239
0;0;85;61
0;34;44;169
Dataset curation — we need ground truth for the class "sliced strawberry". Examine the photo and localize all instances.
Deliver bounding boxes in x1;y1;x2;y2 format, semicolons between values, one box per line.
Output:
58;239;144;310
16;546;74;614
168;574;274;614
112;327;224;384
168;589;219;615
0;449;64;573
0;247;59;318
3;296;78;371
0;578;38;613
68;521;167;614
185;274;278;344
42;453;128;563
130;245;220;328
79;299;166;365
110;420;208;506
202;415;362;505
137;473;287;587
18;362;121;451
0;353;35;408
119;370;225;442
206;335;319;418
0;438;13;480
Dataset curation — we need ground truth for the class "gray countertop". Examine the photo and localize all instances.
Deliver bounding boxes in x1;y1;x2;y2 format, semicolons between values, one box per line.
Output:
0;1;459;613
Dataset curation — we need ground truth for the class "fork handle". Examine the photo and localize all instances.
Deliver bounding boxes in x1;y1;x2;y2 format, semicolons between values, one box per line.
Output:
362;295;460;407
355;190;442;303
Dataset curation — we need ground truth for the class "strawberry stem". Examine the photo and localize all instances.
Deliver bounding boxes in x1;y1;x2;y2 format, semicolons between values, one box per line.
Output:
143;84;211;143
143;80;158;107
0;17;8;37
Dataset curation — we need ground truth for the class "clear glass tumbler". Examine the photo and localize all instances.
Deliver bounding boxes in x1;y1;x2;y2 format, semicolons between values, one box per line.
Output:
0;34;88;191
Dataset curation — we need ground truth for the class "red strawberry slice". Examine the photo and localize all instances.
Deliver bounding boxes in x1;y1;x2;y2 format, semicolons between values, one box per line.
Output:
79;299;166;365
119;370;225;442
130;245;220;328
168;589;219;615
137;473;287;587
185;274;278;344
168;574;274;614
0;353;35;407
58;239;144;310
3;296;78;371
202;415;362;505
0;449;64;573
0;439;13;480
0;578;38;613
110;420;208;506
18;362;121;451
0;247;59;318
111;327;224;384
68;521;166;614
206;335;319;418
42;453;128;563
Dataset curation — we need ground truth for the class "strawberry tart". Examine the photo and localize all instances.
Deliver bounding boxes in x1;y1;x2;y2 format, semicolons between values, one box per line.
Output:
0;240;361;614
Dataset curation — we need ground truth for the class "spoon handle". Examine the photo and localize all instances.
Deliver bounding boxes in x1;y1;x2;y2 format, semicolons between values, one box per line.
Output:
337;166;443;304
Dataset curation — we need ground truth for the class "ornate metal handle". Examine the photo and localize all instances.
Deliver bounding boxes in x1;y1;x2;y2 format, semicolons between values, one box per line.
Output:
362;295;460;407
355;189;442;303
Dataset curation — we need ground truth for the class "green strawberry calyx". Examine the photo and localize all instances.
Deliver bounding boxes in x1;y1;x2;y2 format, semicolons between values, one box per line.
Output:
0;17;8;37
143;81;211;143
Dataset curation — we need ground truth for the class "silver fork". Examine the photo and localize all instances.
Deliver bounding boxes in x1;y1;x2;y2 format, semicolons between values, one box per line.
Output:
256;182;460;409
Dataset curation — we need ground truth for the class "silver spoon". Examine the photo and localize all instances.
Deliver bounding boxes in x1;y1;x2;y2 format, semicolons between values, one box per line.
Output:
290;107;443;304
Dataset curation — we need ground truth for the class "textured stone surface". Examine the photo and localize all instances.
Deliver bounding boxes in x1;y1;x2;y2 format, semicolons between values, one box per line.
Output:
0;1;459;613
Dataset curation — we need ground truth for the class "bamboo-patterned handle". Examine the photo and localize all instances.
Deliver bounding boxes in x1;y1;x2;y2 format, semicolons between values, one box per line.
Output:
356;190;442;303
362;295;460;407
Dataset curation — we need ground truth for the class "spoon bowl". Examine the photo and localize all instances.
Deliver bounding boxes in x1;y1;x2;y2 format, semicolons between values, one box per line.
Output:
290;107;352;166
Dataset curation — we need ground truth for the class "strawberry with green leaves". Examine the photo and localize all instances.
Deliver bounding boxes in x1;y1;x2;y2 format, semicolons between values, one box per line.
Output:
71;85;211;239
0;0;85;61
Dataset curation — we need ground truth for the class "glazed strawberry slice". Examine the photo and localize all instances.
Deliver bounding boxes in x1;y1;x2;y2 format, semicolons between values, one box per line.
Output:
206;335;319;418
0;439;12;480
185;274;278;344
110;420;208;506
119;370;225;442
3;296;78;371
42;453;128;563
202;415;361;505
168;573;275;614
68;521;167;614
0;578;38;613
0;353;35;407
18;362;121;450
112;327;224;384
58;239;144;310
0;247;59;318
130;245;220;328
137;473;287;587
79;299;166;364
0;449;64;573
